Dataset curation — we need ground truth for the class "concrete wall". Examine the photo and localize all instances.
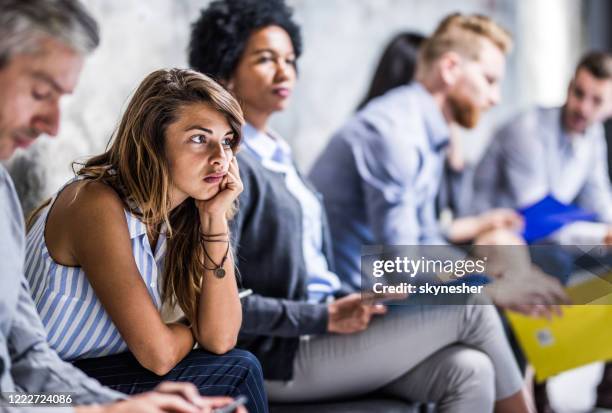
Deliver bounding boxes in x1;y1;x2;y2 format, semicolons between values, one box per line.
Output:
6;0;585;214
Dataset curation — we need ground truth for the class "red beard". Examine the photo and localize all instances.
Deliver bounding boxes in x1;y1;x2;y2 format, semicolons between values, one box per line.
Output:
448;91;481;129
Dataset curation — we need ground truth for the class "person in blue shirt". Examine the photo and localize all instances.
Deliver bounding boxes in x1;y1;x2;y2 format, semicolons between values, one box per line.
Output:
190;4;534;412
472;50;612;413
472;51;612;246
310;14;526;290
355;31;526;247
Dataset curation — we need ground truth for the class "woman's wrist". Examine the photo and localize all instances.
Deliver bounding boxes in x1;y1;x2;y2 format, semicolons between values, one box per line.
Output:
199;213;229;235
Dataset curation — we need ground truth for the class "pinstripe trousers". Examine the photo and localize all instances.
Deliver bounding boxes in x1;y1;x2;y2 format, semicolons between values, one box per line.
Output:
73;348;268;413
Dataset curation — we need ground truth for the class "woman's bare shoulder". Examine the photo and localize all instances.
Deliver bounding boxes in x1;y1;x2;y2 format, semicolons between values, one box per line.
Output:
45;179;130;266
56;179;125;217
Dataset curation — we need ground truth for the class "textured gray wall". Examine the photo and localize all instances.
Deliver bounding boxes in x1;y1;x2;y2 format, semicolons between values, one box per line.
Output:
6;0;584;214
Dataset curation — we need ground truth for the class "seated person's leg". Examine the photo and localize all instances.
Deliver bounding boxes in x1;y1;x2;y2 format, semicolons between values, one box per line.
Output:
74;348;267;413
380;345;495;413
265;299;525;411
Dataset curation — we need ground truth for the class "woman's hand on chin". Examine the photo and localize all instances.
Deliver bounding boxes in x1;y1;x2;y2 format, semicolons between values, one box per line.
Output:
196;157;243;229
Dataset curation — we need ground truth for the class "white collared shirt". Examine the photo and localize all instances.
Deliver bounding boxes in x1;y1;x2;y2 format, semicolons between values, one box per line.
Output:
242;123;341;303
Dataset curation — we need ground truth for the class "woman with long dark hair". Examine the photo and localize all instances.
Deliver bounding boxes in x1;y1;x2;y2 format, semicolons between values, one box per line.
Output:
25;68;267;413
357;32;426;110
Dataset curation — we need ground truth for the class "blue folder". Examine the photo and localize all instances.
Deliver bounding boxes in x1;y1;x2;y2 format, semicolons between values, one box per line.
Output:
519;195;598;243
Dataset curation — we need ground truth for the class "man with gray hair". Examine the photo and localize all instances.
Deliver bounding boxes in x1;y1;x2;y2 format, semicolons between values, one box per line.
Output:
0;1;246;412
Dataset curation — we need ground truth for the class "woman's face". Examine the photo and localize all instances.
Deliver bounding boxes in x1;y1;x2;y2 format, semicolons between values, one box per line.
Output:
164;102;235;206
228;25;296;120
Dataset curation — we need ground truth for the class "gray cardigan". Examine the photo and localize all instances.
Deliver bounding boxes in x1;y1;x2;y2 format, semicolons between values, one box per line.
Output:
231;150;340;380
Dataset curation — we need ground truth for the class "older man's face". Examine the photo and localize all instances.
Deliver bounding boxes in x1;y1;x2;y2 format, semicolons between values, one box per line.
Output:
0;36;84;160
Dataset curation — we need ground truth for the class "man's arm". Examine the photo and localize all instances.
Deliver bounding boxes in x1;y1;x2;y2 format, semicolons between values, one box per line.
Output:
239;295;328;337
420;186;447;245
0;173;24;393
471;138;503;214
549;221;610;245
552;132;612;245
576;132;612;224
352;128;422;245
498;111;549;208
9;277;124;405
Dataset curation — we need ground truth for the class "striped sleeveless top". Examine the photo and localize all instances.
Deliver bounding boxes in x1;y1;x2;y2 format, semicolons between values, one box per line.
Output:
25;179;166;361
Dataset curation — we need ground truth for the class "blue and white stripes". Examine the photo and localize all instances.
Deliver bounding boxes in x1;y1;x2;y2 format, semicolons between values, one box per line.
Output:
25;194;165;361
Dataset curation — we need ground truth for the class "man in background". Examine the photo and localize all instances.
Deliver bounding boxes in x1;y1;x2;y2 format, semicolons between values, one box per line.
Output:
471;51;612;412
472;52;612;246
309;13;543;295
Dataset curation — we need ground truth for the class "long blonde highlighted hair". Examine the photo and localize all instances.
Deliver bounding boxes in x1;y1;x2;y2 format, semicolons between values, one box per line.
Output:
31;68;244;324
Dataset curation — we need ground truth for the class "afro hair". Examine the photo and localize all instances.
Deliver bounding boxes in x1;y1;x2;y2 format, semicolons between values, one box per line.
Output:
188;0;302;82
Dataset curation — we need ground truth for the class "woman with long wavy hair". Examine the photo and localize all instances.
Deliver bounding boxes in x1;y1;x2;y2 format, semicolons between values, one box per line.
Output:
24;68;268;413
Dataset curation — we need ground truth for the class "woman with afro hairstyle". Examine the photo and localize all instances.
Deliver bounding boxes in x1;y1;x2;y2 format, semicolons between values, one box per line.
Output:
189;1;532;412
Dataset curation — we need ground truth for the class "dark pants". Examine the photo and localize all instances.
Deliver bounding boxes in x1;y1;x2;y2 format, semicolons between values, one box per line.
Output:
74;348;269;413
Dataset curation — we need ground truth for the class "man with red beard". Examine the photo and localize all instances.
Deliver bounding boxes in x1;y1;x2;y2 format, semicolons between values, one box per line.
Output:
472;52;612;246
309;13;512;291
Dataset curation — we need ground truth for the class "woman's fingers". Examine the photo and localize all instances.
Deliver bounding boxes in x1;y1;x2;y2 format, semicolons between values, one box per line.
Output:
225;171;238;190
228;168;243;191
229;155;239;172
227;156;240;181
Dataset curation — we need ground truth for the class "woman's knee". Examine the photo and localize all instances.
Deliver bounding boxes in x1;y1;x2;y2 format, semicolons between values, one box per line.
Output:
444;348;496;405
223;349;264;379
446;347;494;381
